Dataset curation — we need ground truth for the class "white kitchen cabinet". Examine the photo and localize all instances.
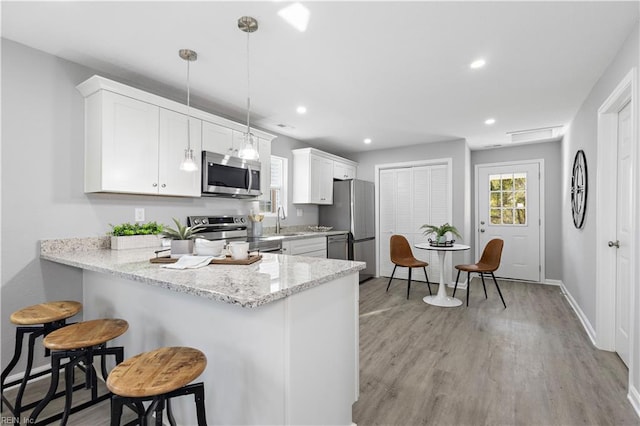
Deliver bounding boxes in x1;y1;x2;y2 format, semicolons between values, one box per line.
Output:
333;160;357;180
77;75;276;198
81;89;202;197
158;109;202;197
282;237;327;258
292;149;334;204
258;137;271;201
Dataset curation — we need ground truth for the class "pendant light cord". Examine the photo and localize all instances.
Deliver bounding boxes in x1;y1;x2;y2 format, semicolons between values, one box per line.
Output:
246;27;252;136
186;57;192;151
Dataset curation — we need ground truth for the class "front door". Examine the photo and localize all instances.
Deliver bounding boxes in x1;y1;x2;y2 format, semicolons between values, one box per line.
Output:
615;101;632;367
477;162;541;281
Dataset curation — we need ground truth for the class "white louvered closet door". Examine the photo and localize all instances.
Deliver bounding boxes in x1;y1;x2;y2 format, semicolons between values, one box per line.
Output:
379;164;451;282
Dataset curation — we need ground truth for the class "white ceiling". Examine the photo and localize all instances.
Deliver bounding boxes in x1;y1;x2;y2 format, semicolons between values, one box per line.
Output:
2;1;638;155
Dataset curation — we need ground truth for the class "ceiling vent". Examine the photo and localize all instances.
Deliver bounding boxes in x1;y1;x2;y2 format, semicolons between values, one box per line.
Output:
506;126;564;144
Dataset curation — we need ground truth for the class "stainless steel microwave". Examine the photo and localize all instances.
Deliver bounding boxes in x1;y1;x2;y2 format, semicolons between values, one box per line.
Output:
202;151;261;198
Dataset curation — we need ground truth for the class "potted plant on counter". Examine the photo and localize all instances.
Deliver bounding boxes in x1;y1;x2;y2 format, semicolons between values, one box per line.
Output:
161;218;206;258
421;223;462;246
109;221;164;250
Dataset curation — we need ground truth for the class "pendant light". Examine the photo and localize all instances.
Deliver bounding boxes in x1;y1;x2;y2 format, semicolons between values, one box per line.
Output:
237;16;260;161
179;48;198;172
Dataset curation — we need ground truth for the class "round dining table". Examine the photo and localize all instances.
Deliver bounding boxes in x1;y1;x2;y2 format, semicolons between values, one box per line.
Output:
414;243;470;307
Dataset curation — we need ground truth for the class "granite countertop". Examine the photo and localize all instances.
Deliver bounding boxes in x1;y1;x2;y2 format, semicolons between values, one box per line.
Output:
256;230;349;241
40;237;365;309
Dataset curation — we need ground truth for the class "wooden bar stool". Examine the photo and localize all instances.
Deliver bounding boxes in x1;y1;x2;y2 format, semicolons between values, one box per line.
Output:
1;300;82;419
28;318;129;425
107;346;208;426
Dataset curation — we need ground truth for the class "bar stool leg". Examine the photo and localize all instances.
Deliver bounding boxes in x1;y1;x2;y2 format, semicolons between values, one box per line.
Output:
110;395;124;426
193;384;207;426
62;361;76;425
29;353;62;423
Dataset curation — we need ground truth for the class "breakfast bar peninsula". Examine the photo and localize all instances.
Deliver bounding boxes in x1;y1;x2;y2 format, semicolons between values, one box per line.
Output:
40;238;363;425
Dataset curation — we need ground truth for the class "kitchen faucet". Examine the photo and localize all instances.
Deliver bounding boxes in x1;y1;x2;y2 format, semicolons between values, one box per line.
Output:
276;206;286;234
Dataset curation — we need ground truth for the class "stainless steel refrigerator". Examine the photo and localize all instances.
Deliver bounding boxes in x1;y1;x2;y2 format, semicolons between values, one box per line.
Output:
319;179;376;282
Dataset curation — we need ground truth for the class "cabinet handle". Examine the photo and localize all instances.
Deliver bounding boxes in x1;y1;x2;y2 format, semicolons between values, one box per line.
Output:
161;184;166;188
152;183;158;187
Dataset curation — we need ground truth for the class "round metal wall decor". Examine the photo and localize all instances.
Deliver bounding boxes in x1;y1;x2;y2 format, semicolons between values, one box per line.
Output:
571;149;588;229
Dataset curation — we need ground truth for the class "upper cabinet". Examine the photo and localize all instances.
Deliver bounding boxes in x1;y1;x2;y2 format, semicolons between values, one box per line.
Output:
77;75;275;197
292;148;358;204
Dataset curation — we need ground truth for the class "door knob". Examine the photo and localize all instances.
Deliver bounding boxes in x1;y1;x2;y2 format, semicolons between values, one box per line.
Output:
608;240;620;248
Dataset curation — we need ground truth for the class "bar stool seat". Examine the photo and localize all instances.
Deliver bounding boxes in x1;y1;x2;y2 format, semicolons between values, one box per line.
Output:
29;318;128;425
107;346;207;425
1;301;82;419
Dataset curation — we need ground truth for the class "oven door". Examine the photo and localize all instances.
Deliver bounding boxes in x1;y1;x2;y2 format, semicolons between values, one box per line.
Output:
202;152;261;198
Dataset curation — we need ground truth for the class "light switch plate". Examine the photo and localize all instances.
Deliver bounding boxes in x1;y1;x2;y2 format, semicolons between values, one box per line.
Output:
135;208;145;222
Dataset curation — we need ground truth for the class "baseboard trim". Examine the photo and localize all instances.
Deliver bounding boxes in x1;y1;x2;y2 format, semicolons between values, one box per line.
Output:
3;364;52;391
628;384;640;419
559;281;597;347
543;279;562;286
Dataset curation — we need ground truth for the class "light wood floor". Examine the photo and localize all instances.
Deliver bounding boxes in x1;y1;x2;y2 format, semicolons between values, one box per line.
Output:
3;278;638;425
353;277;639;425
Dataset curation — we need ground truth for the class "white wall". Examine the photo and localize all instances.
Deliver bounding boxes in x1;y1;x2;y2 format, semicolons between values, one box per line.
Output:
561;22;640;410
471;140;563;280
0;39;316;371
352;138;472;271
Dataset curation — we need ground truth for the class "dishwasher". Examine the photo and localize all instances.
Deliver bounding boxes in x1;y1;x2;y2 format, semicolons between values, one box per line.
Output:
326;234;349;260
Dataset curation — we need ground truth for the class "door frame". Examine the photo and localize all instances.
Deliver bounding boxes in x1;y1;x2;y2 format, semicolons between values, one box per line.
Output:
595;68;637;369
474;159;546;282
374;158;453;278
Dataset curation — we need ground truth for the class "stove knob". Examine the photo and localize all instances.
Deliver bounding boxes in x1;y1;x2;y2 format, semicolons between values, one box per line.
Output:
193;219;200;225
240;217;246;223
201;218;208;224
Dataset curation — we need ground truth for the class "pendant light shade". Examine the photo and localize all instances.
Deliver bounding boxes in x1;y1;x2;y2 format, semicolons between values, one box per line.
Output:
179;48;198;172
238;16;260;161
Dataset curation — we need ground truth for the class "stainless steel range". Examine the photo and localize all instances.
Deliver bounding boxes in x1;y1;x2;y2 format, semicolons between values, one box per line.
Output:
187;215;282;253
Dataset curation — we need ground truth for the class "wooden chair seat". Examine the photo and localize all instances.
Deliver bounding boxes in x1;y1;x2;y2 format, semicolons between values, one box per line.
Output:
43;318;129;351
107;347;207;398
9;301;82;325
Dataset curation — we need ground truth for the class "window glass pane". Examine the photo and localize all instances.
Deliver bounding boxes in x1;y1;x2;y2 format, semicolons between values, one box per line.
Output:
515;191;526;208
514;174;526;190
490;209;501;224
502;192;514;207
502;209;514;224
490;192;501;207
515;209;526;224
502;176;513;191
490;175;501;191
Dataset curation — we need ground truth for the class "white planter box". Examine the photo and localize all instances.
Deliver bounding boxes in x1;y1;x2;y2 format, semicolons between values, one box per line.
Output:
110;235;162;250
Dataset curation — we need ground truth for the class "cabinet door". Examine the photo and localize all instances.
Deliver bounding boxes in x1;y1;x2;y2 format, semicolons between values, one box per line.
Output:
202;121;233;155
158;109;202;197
232;130;247;156
311;155;333;204
101;91;159;193
334;162;356;180
258;138;271;201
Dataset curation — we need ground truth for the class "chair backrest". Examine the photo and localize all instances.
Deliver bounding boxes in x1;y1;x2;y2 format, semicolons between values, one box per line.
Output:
390;235;414;263
478;239;504;271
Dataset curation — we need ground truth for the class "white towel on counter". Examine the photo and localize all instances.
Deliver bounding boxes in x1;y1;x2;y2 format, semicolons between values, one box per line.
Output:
161;255;217;269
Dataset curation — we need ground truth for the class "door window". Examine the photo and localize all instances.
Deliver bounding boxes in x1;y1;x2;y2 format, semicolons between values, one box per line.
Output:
489;173;527;225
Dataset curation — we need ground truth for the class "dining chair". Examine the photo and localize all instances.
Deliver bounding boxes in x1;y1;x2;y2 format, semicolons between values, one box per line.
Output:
452;238;506;308
386;235;432;299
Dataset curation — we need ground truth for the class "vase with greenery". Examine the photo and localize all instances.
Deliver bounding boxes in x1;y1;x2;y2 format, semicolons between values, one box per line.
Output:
109;221;164;250
421;223;462;245
161;218;206;258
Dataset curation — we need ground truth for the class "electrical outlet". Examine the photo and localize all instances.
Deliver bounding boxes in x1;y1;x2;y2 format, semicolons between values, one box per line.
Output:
296;208;303;217
135;208;145;222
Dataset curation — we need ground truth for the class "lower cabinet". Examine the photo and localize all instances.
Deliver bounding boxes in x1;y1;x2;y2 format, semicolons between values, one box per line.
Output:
282;237;327;258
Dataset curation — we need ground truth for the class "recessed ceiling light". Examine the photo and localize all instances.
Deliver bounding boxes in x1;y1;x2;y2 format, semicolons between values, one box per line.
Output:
470;59;486;69
485;118;496;125
278;3;310;32
296;106;307;114
364;138;372;144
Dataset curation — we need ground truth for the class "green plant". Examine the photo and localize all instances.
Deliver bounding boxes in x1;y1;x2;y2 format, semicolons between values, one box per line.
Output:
420;223;462;240
109;221;163;236
161;218;205;240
